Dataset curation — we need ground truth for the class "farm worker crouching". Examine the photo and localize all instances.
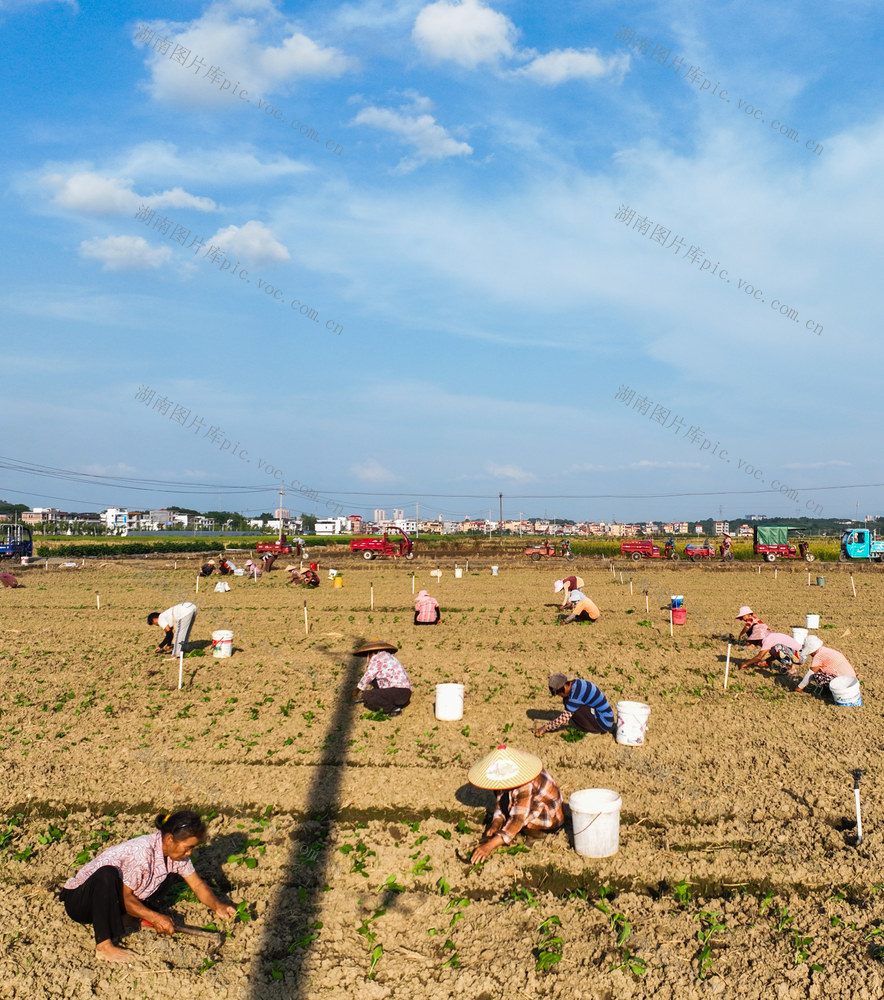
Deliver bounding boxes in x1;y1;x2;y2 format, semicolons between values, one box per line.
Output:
734;606;771;645
794;635;857;694
352;639;412;716
148;602;198;656
553;576;584;607
198;560;215;577
0;572;21;588
414;589;441;625
560;587;600;624
740;632;803;677
59;810;235;964
286;563;319;587
468;745;564;863
534;673;615;738
218;557;234;575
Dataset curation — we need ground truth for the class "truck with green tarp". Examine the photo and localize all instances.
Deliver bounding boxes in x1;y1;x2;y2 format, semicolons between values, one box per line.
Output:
753;525;815;562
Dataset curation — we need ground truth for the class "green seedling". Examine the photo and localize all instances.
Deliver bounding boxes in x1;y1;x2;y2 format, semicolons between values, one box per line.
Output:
536;915;563;972
378;874;406;894
499;843;529;855
407;855;432;875
775;906;793;932
560;728;585;743
695;910;726;980
233;900;251;924
369;943;383;978
674;879;693;907
793;932;813;965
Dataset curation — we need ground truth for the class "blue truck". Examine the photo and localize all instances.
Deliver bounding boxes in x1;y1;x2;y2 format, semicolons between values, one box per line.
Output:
0;523;33;560
839;527;884;562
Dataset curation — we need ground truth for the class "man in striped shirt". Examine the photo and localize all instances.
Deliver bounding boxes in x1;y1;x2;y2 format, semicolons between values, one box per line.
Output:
534;673;614;737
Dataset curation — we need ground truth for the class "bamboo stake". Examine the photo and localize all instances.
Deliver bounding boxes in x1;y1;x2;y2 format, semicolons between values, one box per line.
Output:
304;600;309;636
178;652;183;691
724;644;731;690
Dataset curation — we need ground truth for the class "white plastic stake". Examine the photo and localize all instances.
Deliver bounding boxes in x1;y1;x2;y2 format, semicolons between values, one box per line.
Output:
178;652;183;691
629;581;633;595
645;595;649;613
95;591;100;611
669;609;673;636
196;575;200;593
807;571;811;586
851;575;857;598
775;568;778;579
412;574;415;594
724;644;731;690
371;582;374;610
304;600;309;636
619;571;623;583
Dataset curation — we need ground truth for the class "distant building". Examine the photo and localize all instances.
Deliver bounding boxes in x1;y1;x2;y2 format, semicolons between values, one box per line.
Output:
373;509;386;523
715;521;730;535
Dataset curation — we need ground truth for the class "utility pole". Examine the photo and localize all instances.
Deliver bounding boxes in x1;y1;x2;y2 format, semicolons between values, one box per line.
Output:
519;512;522;537
499;493;503;540
416;501;419;538
279;486;285;542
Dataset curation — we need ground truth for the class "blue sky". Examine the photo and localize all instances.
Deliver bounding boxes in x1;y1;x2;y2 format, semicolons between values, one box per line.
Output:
2;0;882;524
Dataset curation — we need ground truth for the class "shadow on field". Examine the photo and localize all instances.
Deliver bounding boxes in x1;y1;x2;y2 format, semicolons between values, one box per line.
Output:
248;646;364;998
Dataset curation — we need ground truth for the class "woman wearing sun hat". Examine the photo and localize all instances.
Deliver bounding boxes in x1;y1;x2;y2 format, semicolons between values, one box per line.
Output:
794;635;857;694
734;606;768;643
59;810;235;964
553;576;585;607
351;639;412;716
467;745;564;863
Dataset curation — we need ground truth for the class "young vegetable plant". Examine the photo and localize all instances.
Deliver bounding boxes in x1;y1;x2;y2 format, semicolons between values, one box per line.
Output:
356;906;386;980
536;915;563;972
694;910;726;980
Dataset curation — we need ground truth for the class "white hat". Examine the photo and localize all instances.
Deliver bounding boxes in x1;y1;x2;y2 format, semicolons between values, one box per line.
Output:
468;745;543;790
735;606;753;619
553;580;565;593
801;635;823;657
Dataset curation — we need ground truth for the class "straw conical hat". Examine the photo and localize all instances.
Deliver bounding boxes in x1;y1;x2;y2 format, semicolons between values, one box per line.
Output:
468;745;543;790
353;639;398;655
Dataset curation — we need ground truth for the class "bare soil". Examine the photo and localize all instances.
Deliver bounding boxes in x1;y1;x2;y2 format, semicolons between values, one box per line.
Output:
1;556;882;999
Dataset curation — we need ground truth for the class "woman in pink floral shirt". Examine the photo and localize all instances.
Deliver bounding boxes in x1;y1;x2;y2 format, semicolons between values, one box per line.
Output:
60;810;235;964
351;639;412;716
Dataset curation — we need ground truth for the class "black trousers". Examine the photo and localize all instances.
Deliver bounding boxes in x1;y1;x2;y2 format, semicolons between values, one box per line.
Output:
60;866;126;944
571;705;613;734
361;686;411;714
60;868;173;944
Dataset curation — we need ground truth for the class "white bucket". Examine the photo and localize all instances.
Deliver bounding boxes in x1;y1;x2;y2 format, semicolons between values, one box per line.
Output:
491;565;499;576
569;788;622;858
434;683;464;721
212;630;234;658
616;701;651;746
806;614;820;629
829;676;862;707
792;627;809;645
454;567;463;578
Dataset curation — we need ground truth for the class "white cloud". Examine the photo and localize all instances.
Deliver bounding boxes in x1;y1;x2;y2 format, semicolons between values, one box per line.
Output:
138;3;354;109
208;220;290;265
46;170;216;215
351;459;397;482
516;48;629;85
412;0;516;68
782;460;851;469
80;462;136;475
485;463;534;481
118;141;311;185
352;101;472;171
78;235;173;271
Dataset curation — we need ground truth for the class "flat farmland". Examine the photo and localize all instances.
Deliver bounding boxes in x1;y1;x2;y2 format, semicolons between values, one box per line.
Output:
1;556;883;1000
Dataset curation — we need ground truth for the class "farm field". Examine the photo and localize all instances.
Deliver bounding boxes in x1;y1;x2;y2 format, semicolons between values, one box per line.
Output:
1;555;883;1000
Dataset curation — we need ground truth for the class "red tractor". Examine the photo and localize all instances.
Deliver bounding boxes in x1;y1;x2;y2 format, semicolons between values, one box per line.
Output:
684;539;717;562
620;540;678;561
525;539;574;561
350;528;415;561
256;534;303;556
